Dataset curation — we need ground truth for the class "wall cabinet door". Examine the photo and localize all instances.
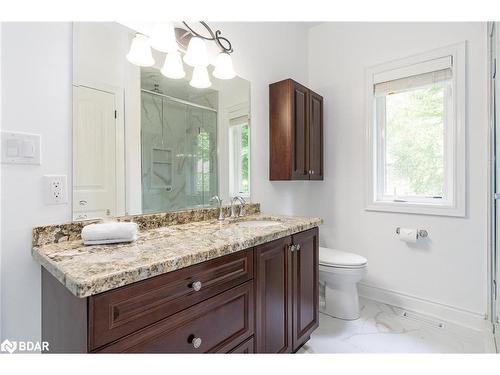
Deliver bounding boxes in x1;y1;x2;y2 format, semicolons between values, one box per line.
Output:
308;91;323;180
291;228;319;351
254;236;293;353
291;82;310;180
269;79;323;181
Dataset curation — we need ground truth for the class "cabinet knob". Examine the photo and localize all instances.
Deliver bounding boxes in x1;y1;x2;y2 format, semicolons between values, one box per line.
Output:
192;281;202;291
311;170;315;175
289;244;295;252
295;244;301;251
192;337;202;349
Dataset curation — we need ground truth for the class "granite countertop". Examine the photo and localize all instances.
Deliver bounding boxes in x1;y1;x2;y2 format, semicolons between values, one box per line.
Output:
32;214;322;298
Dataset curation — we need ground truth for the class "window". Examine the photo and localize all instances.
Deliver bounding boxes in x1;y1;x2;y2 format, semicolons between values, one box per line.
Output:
196;130;211;194
229;115;250;197
365;43;466;216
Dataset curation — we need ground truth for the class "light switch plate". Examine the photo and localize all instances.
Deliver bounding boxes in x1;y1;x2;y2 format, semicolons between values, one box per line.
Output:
1;131;41;165
43;175;68;205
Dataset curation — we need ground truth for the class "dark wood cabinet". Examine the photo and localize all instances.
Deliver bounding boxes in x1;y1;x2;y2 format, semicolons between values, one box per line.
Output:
269;79;323;181
255;228;319;353
291;228;319;351
42;228;319;353
254;236;293;353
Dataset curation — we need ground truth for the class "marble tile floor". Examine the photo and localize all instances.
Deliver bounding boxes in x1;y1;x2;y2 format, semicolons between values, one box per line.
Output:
298;297;496;353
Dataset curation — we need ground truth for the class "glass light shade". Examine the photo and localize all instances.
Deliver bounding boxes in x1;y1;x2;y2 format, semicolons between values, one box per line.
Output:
150;22;178;53
213;52;236;79
160;51;185;79
126;34;155;67
183;37;209;67
190;66;211;88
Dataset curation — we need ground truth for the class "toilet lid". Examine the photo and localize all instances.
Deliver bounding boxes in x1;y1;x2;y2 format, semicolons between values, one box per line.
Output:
319;247;367;267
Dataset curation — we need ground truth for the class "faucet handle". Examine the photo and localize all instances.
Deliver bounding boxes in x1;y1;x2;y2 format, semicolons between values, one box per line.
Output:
239;202;246;217
210;195;222;206
231;196;246;217
210;195;224;221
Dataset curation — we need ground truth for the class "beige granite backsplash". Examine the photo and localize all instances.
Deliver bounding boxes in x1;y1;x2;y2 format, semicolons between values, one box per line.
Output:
32;203;260;247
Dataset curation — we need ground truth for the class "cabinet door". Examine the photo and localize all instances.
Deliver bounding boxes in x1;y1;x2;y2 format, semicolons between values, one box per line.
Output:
255;236;293;353
309;91;323;180
291;82;310;180
292;228;319;351
228;337;254;353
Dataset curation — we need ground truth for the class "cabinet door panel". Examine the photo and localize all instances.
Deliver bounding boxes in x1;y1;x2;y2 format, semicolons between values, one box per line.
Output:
309;92;323;180
291;82;310;180
255;236;293;353
292;228;319;351
228;336;254;353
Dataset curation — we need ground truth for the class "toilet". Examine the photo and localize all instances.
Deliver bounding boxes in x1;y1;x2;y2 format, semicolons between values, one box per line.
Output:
319;247;367;320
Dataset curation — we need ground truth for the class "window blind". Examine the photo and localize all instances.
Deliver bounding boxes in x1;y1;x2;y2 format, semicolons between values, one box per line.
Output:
374;68;452;96
229;115;248;127
373;55;453;96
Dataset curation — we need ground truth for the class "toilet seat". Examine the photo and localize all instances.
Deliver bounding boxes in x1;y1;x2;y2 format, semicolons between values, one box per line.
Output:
319;247;367;269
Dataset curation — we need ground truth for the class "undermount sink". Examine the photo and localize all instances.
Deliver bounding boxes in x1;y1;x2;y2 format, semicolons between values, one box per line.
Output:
235;220;282;228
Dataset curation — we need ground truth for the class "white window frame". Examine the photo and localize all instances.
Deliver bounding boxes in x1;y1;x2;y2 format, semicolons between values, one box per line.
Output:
228;103;251;198
364;42;466;217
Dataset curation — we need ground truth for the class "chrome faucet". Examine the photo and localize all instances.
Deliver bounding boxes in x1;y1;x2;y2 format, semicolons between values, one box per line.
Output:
231;196;246;218
210;195;225;221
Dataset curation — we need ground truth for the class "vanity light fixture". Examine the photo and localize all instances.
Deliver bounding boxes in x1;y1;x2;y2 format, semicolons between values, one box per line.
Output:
190;66;212;88
161;51;185;79
150;22;178;53
126;33;155;67
183;36;209;67
126;21;236;87
213;52;236;80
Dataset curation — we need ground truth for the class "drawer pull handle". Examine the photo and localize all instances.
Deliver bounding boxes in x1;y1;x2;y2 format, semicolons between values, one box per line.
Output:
192;337;202;349
192;281;202;291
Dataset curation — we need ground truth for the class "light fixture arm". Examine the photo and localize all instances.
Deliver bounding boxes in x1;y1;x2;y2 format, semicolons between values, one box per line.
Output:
182;21;233;54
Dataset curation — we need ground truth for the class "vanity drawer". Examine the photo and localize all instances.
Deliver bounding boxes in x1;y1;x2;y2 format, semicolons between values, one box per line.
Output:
97;281;254;353
89;248;254;350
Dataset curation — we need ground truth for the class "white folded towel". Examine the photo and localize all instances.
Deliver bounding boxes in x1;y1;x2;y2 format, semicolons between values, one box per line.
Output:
81;222;138;245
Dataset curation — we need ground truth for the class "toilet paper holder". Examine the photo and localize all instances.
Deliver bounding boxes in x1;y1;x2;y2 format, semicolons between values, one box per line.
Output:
395;227;428;238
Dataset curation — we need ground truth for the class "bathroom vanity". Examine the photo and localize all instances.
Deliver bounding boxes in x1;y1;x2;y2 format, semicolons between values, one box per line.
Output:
32;206;321;353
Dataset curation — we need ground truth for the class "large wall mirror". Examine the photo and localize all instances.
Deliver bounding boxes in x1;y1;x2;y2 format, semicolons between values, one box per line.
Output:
72;22;251;220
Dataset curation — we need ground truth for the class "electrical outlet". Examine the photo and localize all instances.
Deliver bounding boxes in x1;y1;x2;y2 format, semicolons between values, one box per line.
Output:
44;175;68;205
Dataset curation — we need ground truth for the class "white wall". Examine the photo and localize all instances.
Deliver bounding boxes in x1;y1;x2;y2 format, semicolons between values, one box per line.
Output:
215;22;314;215
0;22;312;342
308;22;489;328
1;23;73;341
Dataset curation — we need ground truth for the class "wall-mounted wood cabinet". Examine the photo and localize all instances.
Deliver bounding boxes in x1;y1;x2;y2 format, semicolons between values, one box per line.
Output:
269;79;323;180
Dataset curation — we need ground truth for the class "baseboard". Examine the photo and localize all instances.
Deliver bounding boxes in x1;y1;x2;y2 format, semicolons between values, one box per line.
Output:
358;283;490;332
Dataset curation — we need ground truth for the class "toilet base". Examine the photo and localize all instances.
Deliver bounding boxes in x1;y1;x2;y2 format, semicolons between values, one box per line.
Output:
321;281;361;320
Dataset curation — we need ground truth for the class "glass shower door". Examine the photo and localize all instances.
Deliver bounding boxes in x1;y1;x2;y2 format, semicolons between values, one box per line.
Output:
141;90;218;213
185;106;218;208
